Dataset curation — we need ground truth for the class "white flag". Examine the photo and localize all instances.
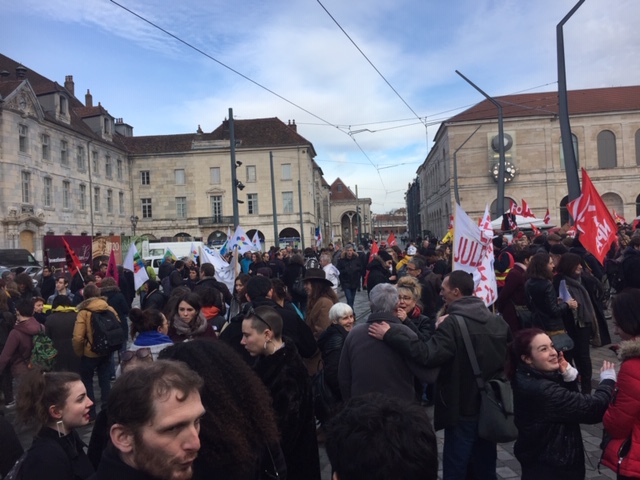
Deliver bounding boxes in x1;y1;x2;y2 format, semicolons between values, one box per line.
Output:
123;243;150;291
251;231;262;252
200;245;235;294
452;204;497;307
228;225;254;255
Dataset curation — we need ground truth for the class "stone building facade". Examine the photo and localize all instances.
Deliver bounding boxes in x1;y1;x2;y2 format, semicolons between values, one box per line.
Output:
0;53;332;258
412;86;640;238
328;178;371;246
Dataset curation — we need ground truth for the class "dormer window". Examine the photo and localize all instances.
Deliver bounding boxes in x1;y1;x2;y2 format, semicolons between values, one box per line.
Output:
59;95;67;115
103;117;110;134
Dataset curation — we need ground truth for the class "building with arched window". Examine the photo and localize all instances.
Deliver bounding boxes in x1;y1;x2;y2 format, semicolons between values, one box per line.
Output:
410;85;640;238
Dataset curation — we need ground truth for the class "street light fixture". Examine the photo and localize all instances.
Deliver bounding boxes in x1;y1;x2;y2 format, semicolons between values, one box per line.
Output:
130;215;139;236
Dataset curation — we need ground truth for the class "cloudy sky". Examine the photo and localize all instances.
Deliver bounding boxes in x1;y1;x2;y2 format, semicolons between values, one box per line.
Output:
3;0;639;213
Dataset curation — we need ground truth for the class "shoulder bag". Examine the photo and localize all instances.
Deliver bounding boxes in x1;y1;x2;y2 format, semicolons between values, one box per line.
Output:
455;315;518;443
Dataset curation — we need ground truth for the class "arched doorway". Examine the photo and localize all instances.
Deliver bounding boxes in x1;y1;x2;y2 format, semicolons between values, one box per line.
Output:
560;196;569;226
279;227;300;249
173;232;192;241
601;192;623;218
340;212;358;244
207;230;227;247
489;197;516;220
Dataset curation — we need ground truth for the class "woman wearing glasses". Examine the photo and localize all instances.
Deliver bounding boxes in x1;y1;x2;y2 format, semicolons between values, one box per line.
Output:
128;308;173;360
241;305;321;480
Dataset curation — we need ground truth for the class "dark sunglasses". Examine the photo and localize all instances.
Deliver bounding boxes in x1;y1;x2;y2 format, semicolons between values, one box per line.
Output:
120;347;153;364
246;306;272;330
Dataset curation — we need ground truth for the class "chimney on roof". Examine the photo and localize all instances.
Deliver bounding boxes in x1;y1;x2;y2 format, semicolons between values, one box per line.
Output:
15;65;27;79
287;119;297;132
85;89;93;108
64;75;74;96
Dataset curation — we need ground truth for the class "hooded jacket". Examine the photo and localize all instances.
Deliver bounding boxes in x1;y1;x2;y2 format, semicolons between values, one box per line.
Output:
383;295;511;430
72;297;120;358
602;338;640;478
0;316;41;376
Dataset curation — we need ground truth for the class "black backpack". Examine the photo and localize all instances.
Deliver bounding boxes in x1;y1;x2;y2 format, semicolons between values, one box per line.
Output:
89;309;124;355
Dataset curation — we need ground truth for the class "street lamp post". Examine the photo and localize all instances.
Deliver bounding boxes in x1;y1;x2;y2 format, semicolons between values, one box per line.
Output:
130;215;139;236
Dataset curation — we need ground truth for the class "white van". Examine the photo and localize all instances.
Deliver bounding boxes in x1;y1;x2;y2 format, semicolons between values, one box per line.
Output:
143;241;203;276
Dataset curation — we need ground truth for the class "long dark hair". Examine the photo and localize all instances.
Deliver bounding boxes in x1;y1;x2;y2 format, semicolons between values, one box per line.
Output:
525;252;553;281
555;252;583;277
159;340;279;477
307;281;339;311
612;288;640;337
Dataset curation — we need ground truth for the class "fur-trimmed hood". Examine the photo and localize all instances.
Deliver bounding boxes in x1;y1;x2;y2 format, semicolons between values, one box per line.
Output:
618;338;640;361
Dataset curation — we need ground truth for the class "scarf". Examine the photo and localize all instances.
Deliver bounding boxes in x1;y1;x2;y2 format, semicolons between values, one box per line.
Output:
563;275;596;326
172;311;208;337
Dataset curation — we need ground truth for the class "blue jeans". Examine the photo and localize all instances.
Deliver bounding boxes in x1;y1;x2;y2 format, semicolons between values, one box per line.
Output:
80;355;112;416
443;417;497;480
344;288;357;310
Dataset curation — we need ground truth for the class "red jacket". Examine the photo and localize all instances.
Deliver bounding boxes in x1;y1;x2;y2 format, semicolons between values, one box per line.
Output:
0;317;41;376
602;338;640;477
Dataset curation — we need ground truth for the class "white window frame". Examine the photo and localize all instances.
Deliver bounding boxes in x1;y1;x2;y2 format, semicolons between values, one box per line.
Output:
44;177;52;207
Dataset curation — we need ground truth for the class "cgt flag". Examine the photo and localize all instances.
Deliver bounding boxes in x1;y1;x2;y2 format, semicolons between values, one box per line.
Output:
63;238;83;278
567;168;617;265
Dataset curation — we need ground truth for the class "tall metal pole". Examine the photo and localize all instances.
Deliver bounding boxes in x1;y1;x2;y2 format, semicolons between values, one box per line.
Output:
558;0;584;201
298;180;305;249
229;108;239;228
456;70;506;219
356;185;362;246
269;151;279;247
453;125;482;205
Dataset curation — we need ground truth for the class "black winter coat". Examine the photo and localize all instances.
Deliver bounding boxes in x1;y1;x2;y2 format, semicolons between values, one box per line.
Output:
512;364;614;479
253;341;321;480
317;323;348;400
525;277;569;332
622;247;640;289
366;260;390;294
140;289;167;312
383;296;510;430
337;255;361;289
22;427;94;480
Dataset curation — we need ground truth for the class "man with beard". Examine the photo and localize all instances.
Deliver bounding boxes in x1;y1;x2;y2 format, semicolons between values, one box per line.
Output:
91;360;205;480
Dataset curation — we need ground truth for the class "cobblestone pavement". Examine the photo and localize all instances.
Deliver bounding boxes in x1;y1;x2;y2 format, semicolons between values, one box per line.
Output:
2;287;621;480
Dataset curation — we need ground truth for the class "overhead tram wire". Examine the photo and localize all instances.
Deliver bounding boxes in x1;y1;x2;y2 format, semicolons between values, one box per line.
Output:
316;0;428;145
111;0;396;199
110;0;340;131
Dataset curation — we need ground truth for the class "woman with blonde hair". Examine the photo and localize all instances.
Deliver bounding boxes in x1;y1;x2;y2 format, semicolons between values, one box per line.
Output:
396;276;433;337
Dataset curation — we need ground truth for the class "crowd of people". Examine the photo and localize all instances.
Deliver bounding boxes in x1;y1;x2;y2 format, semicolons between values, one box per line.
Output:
0;227;638;479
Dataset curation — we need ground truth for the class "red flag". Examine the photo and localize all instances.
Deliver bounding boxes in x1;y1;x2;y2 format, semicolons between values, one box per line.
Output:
612;210;626;225
387;232;397;247
520;199;535;218
566;169;617;265
530;223;541;236
106;249;119;285
511;199;535;218
510;200;517;216
62;238;83;277
448;215;454;230
508;215;517;230
364;241;379;288
543;209;551;225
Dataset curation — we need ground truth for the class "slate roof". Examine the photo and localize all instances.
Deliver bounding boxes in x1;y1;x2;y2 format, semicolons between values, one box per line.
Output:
330;178;356;201
448;85;640;123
